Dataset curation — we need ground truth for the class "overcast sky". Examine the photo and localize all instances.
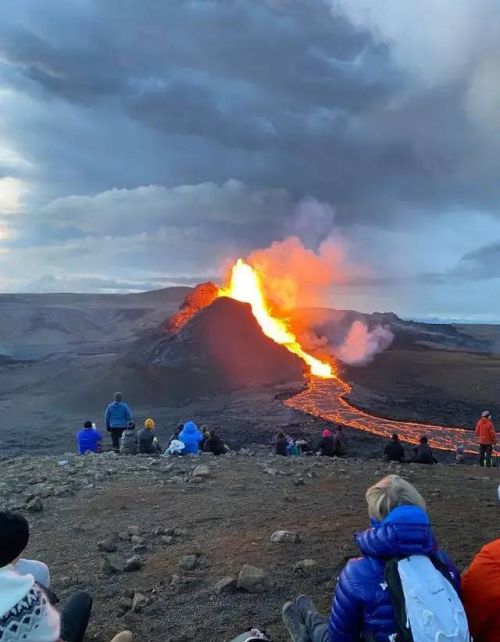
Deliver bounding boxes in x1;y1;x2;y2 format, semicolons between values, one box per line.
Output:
1;0;500;320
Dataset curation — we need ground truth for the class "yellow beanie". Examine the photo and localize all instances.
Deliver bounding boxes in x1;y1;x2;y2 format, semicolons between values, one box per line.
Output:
144;418;155;430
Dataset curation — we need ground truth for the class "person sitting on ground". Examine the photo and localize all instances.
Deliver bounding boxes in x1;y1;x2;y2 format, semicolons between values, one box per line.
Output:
163;438;186;456
475;410;497;467
200;425;211;450
455;443;466;464
76;421;102;455
229;629;269;641
462;537;500;642
333;425;348;457
296;439;311;455
275;431;288;457
317;428;335;457
105;392;132;453
412;435;437;464
137;418;162;455
282;474;464;642
13;558;50;588
178;421;203;455
120;421;138;455
0;511;93;642
203;429;227;456
169;424;183;445
384;433;405;462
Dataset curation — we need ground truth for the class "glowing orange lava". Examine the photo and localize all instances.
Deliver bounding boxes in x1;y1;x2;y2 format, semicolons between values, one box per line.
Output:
219;259;335;378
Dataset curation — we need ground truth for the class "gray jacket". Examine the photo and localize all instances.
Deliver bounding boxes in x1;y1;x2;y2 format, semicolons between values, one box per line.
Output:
120;429;138;455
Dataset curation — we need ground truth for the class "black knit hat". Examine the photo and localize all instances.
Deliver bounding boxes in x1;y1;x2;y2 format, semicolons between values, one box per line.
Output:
0;512;29;567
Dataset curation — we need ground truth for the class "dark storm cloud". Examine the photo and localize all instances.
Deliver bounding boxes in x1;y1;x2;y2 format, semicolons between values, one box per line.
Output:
453;243;500;281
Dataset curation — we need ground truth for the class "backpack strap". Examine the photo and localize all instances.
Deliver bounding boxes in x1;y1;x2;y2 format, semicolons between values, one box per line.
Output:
384;557;414;642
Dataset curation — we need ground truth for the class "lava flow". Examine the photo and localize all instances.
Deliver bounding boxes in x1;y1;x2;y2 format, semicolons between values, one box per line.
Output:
218;259;334;379
219;258;477;453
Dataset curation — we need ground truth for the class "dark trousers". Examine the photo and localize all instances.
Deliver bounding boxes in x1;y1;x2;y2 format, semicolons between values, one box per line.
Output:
110;428;125;452
479;444;493;467
304;611;329;642
60;591;93;642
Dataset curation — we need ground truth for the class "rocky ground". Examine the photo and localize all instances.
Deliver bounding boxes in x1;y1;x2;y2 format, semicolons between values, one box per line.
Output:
1;451;498;642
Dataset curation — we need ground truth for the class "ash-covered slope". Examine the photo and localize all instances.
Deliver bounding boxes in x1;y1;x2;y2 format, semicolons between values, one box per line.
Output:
135;296;304;387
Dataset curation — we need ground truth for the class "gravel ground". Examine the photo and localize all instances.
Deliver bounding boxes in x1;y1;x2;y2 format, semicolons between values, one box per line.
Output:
1;451;498;642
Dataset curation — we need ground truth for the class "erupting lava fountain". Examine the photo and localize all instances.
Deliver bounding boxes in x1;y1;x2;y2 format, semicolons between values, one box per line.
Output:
218;258;478;453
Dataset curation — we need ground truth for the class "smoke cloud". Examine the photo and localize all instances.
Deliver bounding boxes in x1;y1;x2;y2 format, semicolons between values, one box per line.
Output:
335;320;394;366
247;235;357;310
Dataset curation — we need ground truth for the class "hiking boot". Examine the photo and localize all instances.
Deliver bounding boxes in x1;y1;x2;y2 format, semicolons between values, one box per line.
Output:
282;602;307;642
295;594;316;619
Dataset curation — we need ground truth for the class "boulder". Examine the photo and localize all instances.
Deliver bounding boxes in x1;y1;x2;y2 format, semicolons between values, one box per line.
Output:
26;497;43;512
131;592;148;613
237;564;268;593
192;465;210;478
293;559;318;574
101;555;125;575
271;530;301;543
214;576;236;593
179;555;197;570
124;555;142;572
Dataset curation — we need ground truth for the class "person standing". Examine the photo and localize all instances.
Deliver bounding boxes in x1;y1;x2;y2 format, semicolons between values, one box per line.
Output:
475;411;497;467
105;392;132;453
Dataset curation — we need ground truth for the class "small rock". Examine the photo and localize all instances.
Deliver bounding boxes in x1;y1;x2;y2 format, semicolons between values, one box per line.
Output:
190;477;204;485
161;535;174;545
118;531;130;541
124;555;142;572
101;555;125;575
26;497;43;512
179;555;197;570
263;467;279;476
293;559;318;574
131;535;144;545
133;544;147;554
117;596;132;614
293;477;305;486
214;576;236;593
271;530;301;543
192;465;210;478
173;527;188;537
131;592;148;613
98;539;117;553
127;525;141;537
237;564;268;593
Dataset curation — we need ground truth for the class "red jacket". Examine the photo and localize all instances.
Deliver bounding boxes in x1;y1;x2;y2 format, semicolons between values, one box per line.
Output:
475;417;497;445
462;539;500;642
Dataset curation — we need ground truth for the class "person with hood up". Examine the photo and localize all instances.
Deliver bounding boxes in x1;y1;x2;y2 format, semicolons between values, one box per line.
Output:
105;392;132;453
76;421;102;455
317;428;335;457
178;421;203;455
137;418;162;455
203;430;227;456
0;511;93;642
412;435;437;464
282;474;461;642
120;421;138;455
462;538;500;642
475;411;497;467
384;433;405;462
275;432;288;457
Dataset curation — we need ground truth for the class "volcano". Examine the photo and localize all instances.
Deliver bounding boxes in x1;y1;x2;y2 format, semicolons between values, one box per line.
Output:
139;295;305;388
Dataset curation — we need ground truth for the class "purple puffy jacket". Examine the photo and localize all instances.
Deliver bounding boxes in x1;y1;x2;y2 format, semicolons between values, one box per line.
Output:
328;505;460;642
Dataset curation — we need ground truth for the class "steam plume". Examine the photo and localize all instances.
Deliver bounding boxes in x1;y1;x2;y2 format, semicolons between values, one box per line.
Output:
335;320;394;366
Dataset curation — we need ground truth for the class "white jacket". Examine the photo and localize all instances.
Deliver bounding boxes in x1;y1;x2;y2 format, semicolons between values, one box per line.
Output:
0;565;60;642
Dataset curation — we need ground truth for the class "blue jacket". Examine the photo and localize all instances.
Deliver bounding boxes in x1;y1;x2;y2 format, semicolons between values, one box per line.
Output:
105;401;132;429
77;428;102;454
178;421;203;454
329;505;460;642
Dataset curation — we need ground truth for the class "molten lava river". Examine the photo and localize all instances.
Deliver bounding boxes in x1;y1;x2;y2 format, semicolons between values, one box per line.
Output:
220;259;477;453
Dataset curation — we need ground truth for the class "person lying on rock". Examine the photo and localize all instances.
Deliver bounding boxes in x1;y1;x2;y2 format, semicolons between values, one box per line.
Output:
203;429;227;456
0;511;93;642
411;435;437;464
120;421;138;455
282;474;464;642
137;418;162;455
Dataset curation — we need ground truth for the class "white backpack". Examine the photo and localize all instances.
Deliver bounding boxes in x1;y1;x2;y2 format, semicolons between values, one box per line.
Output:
385;555;471;642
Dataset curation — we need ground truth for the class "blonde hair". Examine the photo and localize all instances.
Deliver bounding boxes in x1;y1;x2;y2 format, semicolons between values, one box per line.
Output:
366;474;426;521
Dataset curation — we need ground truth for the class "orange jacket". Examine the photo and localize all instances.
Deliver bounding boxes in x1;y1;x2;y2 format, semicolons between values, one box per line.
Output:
475;417;497;445
462;539;500;642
